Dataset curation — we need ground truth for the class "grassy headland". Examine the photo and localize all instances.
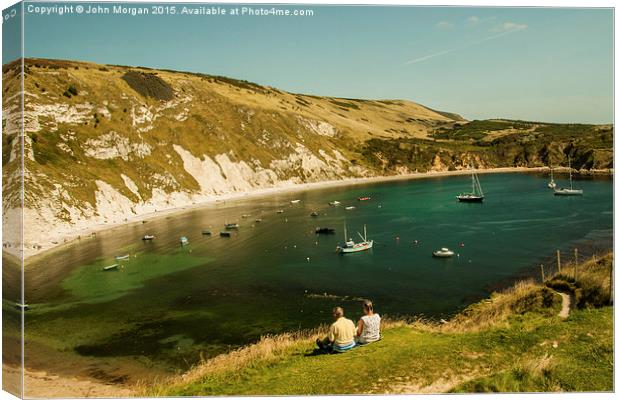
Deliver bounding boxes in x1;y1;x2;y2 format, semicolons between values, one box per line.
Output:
143;253;613;395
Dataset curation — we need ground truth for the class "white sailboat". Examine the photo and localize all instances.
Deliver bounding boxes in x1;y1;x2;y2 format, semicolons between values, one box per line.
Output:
337;223;373;254
547;167;557;189
457;167;484;202
554;157;583;196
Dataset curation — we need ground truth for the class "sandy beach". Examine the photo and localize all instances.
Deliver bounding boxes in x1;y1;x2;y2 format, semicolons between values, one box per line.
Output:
18;166;611;264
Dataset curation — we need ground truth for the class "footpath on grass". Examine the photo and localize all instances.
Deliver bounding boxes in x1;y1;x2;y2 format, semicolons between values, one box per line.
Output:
142;252;613;396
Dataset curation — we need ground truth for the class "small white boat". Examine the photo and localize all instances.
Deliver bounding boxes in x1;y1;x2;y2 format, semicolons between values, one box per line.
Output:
115;254;130;261
225;223;240;230
104;264;120;271
345;206;356;210
14;302;29;311
457;167;484;203
432;248;454;258
554;157;583;196
548;167;557;189
241;214;251;218
337;224;373;254
329;201;341;206
310;211;319;217
276;209;284;214
290;199;301;204
255;218;262;223
180;236;189;245
142;235;155;241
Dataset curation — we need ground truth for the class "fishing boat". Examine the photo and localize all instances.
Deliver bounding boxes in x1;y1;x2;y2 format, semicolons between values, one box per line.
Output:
201;230;212;235
142;235;155;241
115;254;130;261
220;231;232;237
358;196;371;201
554;157;583;196
310;211;319;217
329;201;341;206
315;227;336;234
180;236;189;245
290;199;301;204
547;167;557;189
457;167;484;203
225;223;240;230
337;224;373;254
345;206;356;210
433;248;454;258
103;264;120;271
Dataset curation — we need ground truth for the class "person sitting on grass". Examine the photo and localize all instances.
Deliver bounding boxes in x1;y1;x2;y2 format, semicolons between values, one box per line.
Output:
356;299;381;345
316;306;357;352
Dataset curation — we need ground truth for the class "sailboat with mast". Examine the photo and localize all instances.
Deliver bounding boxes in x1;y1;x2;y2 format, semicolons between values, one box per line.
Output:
457;166;484;203
554;156;583;196
547;166;557;189
337;223;373;253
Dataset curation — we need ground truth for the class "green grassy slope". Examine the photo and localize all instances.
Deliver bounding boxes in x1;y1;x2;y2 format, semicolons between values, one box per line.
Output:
146;255;613;395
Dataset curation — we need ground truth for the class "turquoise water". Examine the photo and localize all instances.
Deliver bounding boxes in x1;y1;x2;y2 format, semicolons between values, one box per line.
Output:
22;172;613;378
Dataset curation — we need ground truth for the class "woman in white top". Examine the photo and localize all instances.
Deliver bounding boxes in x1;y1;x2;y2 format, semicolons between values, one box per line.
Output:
356;299;381;344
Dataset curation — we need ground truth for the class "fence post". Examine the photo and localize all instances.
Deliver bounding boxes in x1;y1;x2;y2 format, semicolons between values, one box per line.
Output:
557;250;561;274
574;248;578;281
540;264;545;282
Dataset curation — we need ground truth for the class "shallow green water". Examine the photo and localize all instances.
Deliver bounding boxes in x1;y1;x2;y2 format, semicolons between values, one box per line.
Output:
19;172;613;380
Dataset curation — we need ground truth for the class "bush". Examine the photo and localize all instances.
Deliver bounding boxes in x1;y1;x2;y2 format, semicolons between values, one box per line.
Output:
67;84;78;96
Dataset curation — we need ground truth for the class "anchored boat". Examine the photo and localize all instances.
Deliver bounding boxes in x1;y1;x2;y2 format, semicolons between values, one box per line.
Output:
225;223;240;230
554;157;583;196
457;167;484;203
432;248;454;258
103;264;120;271
329;201;341;206
115;254;130;261
548;167;557;189
337;224;373;254
315;227;336;234
142;235;155;241
180;236;189;245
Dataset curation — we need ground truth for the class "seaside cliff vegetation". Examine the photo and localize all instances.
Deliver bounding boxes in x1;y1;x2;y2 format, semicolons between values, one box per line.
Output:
141;253;613;395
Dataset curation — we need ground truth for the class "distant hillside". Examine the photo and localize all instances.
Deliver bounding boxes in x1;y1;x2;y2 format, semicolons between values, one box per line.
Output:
1;58;613;256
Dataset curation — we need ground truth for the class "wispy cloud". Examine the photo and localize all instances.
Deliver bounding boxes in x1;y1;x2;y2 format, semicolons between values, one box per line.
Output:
435;21;454;29
492;21;528;32
402;21;528;66
467;16;480;24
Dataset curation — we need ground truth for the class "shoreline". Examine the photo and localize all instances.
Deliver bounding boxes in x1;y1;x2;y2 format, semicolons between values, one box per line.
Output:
21;166;612;264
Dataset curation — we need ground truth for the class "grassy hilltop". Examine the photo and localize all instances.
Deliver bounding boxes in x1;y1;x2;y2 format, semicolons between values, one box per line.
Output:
1;58;613;253
144;254;613;395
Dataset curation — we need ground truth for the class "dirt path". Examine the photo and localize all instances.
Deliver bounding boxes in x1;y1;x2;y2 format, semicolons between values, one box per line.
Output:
557;292;571;319
3;366;134;398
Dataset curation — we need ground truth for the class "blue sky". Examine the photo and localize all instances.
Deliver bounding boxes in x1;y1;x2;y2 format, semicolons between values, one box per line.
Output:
2;3;614;123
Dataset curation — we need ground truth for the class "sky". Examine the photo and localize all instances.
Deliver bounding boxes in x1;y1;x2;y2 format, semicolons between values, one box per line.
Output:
2;2;614;123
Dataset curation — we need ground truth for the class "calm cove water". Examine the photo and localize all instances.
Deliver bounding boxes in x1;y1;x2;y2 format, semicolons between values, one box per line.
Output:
18;172;613;381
